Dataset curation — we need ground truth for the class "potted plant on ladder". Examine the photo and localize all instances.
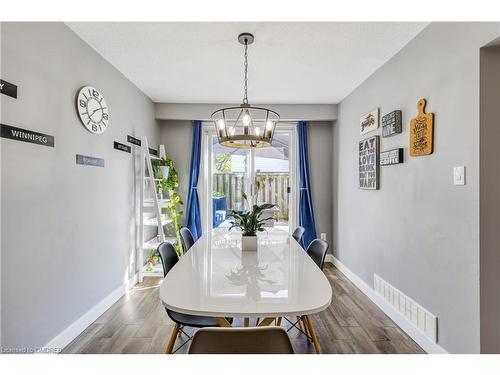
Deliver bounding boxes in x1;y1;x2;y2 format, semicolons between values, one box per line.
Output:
228;192;276;251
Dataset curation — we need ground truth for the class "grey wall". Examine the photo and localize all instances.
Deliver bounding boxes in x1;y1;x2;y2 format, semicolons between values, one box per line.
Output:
159;120;333;244
1;22;159;349
333;22;500;353
308;122;333;247
480;42;500;353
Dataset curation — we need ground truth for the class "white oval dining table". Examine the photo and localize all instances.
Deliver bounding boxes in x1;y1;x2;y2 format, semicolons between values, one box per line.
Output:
159;228;332;353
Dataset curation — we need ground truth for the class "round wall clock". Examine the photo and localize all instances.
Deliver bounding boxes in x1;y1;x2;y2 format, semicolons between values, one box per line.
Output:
76;86;109;134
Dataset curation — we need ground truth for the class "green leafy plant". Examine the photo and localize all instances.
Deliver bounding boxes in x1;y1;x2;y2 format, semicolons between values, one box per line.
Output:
228;192;276;236
212;191;225;198
152;157;184;257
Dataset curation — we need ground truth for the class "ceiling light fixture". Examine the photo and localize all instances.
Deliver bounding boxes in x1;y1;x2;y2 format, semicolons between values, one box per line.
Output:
211;33;279;148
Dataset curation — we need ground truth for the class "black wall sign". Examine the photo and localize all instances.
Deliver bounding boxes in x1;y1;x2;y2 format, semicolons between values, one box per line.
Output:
127;135;141;146
382;110;402;137
114;141;131;153
149;147;158;156
0;79;18;99
1;123;54;147
380;148;404;166
76;154;105;167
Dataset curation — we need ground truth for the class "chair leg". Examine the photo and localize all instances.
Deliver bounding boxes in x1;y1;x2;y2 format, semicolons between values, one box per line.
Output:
276;317;282;326
297;316;305;332
255;317;260;326
304;315;321;354
244;317;249;327
165;323;180;354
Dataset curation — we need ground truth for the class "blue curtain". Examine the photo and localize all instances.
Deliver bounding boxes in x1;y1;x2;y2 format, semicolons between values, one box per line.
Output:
185;120;202;240
297;121;317;249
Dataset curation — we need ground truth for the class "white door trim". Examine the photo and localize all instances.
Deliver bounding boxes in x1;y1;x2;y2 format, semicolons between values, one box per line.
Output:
201;122;297;232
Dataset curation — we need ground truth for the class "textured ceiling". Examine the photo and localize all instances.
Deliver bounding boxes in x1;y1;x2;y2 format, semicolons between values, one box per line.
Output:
67;22;428;104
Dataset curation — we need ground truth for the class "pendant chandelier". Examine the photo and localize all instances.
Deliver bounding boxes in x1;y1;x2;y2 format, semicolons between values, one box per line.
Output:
211;33;279;148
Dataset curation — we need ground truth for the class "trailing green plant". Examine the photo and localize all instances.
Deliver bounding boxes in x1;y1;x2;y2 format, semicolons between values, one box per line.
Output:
152;157;184;257
228;192;276;236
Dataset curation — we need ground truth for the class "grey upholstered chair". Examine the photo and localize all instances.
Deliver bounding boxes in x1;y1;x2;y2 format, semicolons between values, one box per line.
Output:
306;238;329;270
157;241;231;354
187;327;294;354
291;226;305;243
279;238;329;340
179;227;195;253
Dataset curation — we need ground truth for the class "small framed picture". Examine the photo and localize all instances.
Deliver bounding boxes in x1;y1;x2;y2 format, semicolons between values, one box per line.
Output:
360;108;379;135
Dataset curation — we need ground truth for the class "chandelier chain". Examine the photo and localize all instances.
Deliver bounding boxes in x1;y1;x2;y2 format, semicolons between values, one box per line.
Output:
243;40;248;104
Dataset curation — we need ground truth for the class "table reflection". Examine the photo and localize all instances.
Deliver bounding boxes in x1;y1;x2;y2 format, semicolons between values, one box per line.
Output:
207;229;294;302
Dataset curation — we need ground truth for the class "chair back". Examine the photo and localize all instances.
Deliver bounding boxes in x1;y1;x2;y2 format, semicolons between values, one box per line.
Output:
306;239;329;270
157;241;179;277
291;226;305;243
188;327;294;354
180;227;195;253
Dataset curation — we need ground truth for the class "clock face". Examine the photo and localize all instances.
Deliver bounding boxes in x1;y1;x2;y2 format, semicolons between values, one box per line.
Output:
76;86;109;134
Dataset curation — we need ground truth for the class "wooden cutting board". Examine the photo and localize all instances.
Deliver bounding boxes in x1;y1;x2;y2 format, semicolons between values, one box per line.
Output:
409;98;434;156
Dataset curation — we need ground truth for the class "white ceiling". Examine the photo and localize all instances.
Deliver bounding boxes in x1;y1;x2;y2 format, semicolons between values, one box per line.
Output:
67;22;428;104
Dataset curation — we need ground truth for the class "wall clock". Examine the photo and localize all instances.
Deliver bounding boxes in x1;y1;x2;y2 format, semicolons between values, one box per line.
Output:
76;86;109;134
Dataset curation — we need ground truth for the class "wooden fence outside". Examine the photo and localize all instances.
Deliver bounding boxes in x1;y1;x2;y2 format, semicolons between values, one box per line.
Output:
212;172;289;220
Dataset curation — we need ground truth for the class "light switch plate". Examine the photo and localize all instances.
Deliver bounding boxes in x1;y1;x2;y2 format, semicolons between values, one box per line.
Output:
453;166;465;185
320;233;327;241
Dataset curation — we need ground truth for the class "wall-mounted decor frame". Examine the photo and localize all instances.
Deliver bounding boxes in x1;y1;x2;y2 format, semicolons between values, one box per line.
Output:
380;148;404;166
149;147;158;156
359;135;379;190
0;79;17;98
382;110;402;137
114;141;131;153
410;98;434;156
76;154;105;167
1;123;54;147
127;135;141;146
360;108;379;135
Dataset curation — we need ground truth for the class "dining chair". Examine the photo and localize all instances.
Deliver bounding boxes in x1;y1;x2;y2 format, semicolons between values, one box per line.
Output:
179;227;195;253
291;226;305;243
306;238;329;270
279;238;328;352
187;327;294;354
157;241;232;354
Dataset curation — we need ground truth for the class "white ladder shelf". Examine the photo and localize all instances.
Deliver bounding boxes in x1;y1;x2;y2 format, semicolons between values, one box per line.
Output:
138;137;174;282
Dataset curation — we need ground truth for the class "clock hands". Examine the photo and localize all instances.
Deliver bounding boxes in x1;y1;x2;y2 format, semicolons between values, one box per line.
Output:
89;106;108;119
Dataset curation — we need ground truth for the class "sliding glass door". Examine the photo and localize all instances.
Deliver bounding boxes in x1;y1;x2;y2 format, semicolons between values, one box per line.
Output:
204;126;296;233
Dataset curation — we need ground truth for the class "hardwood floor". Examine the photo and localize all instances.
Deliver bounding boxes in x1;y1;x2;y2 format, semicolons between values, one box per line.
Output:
61;264;424;354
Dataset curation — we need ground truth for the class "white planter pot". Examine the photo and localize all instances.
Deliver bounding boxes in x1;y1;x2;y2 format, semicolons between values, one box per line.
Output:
159;166;170;180
241;236;258;251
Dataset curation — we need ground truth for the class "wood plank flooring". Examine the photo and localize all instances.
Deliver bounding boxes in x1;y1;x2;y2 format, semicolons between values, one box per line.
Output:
61;264;424;354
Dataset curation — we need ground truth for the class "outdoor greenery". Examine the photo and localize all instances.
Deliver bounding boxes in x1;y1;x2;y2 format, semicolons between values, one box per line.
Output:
228;192;276;236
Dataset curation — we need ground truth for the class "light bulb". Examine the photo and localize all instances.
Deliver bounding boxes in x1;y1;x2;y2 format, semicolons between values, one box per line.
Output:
217;119;225;130
242;110;251;126
255;127;261;136
266;120;274;131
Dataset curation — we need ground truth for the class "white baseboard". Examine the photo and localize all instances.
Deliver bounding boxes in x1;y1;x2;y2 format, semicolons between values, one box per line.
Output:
327;255;448;354
43;274;138;352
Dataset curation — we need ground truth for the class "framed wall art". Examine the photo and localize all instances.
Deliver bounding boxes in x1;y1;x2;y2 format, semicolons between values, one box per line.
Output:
359;135;379;190
360;108;379;135
382;110;402;137
380;148;404;166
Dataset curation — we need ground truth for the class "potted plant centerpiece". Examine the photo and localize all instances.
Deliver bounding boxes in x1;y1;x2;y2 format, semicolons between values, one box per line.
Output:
228;192;276;251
